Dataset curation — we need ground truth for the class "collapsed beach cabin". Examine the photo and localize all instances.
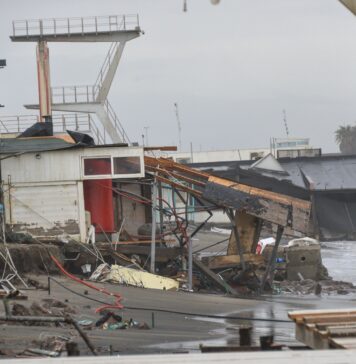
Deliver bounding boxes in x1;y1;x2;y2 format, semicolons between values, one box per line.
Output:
0;137;145;243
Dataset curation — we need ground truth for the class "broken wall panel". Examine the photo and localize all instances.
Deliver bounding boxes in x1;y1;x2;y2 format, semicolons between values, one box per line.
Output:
4;182;83;241
115;182;147;236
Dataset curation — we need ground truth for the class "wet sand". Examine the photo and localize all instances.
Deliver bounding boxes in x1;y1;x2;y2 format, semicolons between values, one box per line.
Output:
1;234;356;356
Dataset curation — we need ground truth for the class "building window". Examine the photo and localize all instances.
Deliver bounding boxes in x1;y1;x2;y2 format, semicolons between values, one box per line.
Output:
113;156;141;175
84;157;111;176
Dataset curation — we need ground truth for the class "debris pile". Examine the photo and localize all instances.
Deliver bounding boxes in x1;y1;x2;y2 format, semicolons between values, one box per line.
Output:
90;263;179;291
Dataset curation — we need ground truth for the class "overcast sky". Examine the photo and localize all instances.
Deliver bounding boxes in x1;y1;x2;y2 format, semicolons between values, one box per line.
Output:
1;0;356;152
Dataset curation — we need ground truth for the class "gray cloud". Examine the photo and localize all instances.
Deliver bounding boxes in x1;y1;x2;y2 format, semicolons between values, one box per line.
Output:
1;0;356;152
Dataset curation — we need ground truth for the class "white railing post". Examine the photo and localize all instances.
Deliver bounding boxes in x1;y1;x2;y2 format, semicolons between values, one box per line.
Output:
62;87;65;103
53;19;56;36
12;21;15;37
74;86;77;103
81;17;84;35
17;116;20;132
95;17;98;34
67;18;70;35
123;15;126;30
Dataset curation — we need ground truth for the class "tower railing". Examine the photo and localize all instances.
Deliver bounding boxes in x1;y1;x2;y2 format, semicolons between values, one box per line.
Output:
0;114;105;145
104;99;130;144
51;85;96;104
93;42;117;99
12;14;140;38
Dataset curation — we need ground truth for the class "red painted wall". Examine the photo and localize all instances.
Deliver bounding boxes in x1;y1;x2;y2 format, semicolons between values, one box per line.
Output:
83;179;115;233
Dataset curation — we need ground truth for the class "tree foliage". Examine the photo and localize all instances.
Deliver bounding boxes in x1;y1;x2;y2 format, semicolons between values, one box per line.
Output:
335;125;356;154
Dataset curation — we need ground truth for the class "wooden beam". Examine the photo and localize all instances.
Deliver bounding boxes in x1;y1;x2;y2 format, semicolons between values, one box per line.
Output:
144;146;177;151
155;175;203;198
205;254;264;270
227;211;258;255
193;258;237;295
261;225;284;291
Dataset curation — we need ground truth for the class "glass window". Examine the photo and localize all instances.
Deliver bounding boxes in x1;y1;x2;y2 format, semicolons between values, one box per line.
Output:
113;156;141;175
84;158;111;176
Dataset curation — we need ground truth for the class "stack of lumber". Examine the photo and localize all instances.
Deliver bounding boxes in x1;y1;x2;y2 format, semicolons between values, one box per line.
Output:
288;308;356;349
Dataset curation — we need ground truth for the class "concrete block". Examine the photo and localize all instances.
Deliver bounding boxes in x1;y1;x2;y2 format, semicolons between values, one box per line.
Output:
286;244;321;281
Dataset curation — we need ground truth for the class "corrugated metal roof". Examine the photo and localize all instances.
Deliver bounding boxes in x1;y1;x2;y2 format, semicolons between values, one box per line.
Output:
0;137;129;154
191;155;356;191
277;156;356;190
0;137;75;154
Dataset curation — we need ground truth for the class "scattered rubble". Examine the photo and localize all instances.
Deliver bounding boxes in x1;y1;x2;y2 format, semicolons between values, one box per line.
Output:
277;279;356;296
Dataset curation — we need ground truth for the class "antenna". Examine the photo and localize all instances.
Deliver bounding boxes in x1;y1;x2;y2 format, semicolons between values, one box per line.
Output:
283;109;289;137
174;102;182;151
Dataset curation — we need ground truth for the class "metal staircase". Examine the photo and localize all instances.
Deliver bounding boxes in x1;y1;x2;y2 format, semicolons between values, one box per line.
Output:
12;14;142;144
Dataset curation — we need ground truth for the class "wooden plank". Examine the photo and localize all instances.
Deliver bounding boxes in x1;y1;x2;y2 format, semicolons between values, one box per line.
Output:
144;146;177;151
205;254;264;270
317;321;356;330
157;168;206;188
144;156;210;179
193;258;237;295
227;211;258;255
328;325;356;337
329;337;356;349
289;309;356;323
305;314;356;324
156;175;203;197
112;239;175;245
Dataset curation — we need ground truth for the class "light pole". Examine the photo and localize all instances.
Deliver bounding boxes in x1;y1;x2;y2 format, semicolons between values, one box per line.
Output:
144;126;150;146
0;59;6;108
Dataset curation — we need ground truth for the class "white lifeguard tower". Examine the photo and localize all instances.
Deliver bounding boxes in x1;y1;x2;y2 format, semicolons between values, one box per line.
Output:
8;15;142;143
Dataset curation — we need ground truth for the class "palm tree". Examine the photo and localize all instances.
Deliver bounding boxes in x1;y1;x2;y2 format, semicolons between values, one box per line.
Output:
335;125;356;154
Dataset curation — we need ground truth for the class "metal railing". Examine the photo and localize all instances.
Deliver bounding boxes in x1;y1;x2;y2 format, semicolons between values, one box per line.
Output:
0;114;105;145
12;14;140;38
93;42;117;99
104;99;130;144
49;85;130;144
51;85;96;104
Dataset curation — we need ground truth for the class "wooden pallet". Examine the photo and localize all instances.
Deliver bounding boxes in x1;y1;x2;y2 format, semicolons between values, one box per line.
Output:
288;308;356;349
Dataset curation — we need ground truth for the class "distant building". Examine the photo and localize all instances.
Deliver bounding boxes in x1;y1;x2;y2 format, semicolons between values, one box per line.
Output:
164;137;319;164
